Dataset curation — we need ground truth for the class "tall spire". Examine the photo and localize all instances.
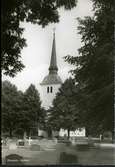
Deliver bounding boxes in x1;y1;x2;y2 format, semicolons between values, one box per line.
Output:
40;29;62;85
49;29;58;74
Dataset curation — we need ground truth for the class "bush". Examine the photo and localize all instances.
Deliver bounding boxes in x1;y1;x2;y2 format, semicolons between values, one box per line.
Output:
103;131;112;138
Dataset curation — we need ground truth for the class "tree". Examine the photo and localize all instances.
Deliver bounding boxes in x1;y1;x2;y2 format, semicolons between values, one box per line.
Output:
48;78;80;138
65;0;114;136
1;0;77;77
20;84;44;136
2;80;23;137
2;81;45;137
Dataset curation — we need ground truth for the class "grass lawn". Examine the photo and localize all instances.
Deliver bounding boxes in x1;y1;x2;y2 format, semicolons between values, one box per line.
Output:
2;142;115;165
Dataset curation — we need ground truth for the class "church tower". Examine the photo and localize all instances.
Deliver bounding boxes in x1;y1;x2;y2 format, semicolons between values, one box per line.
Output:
40;31;62;109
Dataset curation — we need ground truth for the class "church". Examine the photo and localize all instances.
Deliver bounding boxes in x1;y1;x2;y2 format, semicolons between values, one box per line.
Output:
40;31;62;109
39;31;85;138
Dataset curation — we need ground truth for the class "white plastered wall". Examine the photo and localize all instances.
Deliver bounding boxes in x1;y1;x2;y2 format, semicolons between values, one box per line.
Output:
40;84;61;109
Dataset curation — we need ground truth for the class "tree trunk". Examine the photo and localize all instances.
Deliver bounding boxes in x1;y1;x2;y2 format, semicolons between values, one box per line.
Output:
9;128;12;138
67;129;70;139
23;131;27;140
112;129;115;143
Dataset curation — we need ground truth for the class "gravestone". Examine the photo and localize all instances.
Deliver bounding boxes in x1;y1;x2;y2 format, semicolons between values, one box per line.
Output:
71;137;76;145
5;154;23;165
53;138;58;144
2;139;7;146
17;140;25;146
9;142;17;150
76;144;90;151
30;144;41;151
59;152;78;164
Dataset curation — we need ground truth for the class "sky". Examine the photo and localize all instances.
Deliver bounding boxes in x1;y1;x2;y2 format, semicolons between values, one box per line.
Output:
2;0;93;93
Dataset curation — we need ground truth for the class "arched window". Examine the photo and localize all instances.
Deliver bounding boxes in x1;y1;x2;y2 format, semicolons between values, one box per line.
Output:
47;87;49;93
50;86;53;93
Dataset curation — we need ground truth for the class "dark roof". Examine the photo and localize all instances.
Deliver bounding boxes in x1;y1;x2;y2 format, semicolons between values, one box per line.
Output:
49;32;58;74
40;74;62;85
40;32;62;85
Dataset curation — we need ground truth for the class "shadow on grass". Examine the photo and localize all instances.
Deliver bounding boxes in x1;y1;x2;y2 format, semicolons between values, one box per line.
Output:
59;152;78;164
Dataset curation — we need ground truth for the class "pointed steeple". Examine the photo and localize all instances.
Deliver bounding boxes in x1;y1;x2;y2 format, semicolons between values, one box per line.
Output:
40;30;62;85
49;31;58;74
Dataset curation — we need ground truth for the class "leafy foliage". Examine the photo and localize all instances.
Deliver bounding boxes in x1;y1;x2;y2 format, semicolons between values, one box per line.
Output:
1;0;77;77
48;78;80;137
65;0;114;135
20;84;44;134
2;81;24;137
2;81;45;137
